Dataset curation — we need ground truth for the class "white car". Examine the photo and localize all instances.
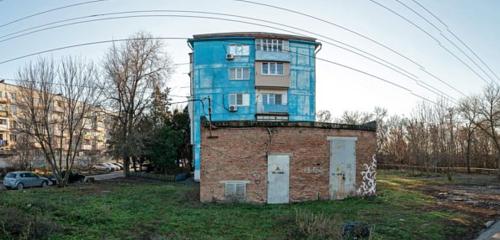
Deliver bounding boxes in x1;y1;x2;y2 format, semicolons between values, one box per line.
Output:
104;163;120;171
93;163;113;172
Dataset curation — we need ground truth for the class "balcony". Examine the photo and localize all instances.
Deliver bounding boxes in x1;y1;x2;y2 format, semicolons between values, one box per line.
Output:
256;103;288;114
255;50;290;62
0;97;10;104
255;62;290;88
81;144;92;151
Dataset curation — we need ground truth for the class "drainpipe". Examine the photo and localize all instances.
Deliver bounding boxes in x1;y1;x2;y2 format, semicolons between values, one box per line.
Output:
314;43;322;54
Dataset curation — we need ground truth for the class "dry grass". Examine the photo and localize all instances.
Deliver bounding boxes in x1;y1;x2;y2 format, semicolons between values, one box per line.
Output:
287;210;344;240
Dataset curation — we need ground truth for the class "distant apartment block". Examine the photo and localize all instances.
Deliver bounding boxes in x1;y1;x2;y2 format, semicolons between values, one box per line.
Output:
0;82;112;167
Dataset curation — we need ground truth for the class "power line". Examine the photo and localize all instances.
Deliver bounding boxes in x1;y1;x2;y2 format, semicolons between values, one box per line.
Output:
0;10;415;79
0;11;456;101
394;0;497;83
411;0;500;82
0;36;439;105
234;0;467;97
0;37;187;65
0;0;108;28
368;0;493;85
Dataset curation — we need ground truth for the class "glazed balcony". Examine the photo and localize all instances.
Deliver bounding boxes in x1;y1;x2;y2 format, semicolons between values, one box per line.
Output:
255;50;290;62
256;103;288;114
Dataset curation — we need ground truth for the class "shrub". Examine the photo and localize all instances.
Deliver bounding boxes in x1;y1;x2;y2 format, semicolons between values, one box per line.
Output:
0;208;61;240
287;210;343;240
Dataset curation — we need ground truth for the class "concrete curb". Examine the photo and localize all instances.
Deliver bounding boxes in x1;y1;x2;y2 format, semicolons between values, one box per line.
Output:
476;220;500;240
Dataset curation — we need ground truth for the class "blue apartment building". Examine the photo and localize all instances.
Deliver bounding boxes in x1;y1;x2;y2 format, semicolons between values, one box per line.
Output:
188;32;321;181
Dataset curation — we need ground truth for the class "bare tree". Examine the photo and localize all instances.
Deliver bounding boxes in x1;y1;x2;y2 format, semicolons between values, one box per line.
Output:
471;84;500;178
17;57;102;186
459;97;480;173
12;133;34;170
316;110;332;122
336;110;374;125
103;32;172;176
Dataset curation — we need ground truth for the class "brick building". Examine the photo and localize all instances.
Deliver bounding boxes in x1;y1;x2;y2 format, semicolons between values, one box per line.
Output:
189;32;377;203
200;121;377;203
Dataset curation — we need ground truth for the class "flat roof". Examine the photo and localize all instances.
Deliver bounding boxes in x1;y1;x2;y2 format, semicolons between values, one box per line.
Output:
202;120;377;132
191;32;318;43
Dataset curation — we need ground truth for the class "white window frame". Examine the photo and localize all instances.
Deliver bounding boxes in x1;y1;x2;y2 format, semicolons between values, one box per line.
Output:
229;68;250;80
222;181;248;202
256;39;288;52
261;62;284;76
228;44;250;56
261;93;286;105
229;93;249;107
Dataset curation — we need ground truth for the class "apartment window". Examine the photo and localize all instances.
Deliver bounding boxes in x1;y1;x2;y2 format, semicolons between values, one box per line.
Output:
256;39;288;52
10;134;16;142
229;93;249;107
262;93;285;105
10;105;16;115
0;119;7;125
229;68;250;80
10;92;16;101
228;45;249;56
261;62;284;75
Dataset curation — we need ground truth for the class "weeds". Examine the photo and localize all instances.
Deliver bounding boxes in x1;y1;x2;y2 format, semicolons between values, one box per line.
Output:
288;209;343;240
0;207;61;240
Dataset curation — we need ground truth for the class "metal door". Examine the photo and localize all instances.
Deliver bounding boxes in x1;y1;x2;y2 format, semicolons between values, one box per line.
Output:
329;137;356;200
267;154;290;204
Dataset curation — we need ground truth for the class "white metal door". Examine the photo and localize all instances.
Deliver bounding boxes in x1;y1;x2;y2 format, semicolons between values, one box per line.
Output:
329;137;356;200
267;154;290;204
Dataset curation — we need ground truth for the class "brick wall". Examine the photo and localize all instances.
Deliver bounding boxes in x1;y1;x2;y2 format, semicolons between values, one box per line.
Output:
200;125;376;203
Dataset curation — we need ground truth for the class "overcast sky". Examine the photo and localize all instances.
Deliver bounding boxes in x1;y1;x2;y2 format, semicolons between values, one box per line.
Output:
0;0;499;117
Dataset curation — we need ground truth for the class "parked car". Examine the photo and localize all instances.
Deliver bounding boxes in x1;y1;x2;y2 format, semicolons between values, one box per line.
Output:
93;163;113;172
104;163;120;171
110;162;123;170
47;171;86;185
2;171;50;190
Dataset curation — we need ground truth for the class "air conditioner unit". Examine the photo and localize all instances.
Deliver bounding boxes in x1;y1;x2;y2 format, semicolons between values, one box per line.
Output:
226;54;235;60
229;105;238;112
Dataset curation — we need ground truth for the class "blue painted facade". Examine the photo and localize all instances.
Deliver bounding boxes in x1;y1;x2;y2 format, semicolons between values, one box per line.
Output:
188;33;321;181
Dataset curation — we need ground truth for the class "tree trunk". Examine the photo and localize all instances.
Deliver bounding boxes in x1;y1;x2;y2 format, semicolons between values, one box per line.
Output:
123;155;130;176
466;140;471;174
497;153;500;180
132;156;137;172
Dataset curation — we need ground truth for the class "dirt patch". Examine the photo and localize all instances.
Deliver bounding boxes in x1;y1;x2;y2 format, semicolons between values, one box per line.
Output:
418;183;500;219
388;172;500;239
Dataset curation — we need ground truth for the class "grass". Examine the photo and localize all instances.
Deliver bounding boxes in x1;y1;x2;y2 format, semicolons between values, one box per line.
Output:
0;171;479;240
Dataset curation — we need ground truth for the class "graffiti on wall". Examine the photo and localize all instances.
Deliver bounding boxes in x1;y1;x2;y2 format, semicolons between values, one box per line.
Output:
357;154;377;196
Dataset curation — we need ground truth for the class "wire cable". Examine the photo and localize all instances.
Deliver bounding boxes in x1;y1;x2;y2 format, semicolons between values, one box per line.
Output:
0;11;456;101
0;36;438;104
0;0;108;28
394;0;497;83
0;10;415;79
368;0;493;85
411;0;500;82
0;37;187;65
234;0;467;96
